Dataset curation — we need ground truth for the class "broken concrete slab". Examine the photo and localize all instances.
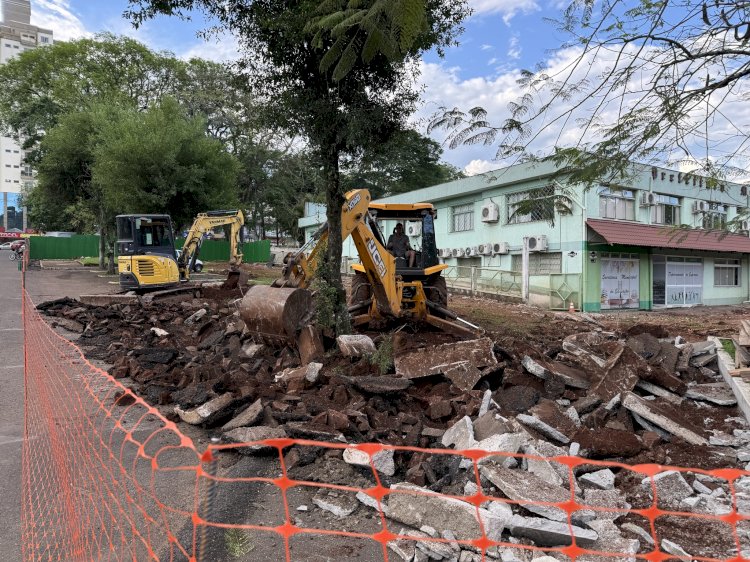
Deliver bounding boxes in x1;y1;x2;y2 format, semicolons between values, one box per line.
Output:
443;361;483;391
222;425;287;454
388;529;416;561
222;398;263;431
239;341;265;360
561;332;609;368
521;356;591;389
473;411;511;442
516;414;570;444
685;383;737;406
661;539;692;558
442;416;476;450
641;470;693;509
387;482;507;541
622;392;708;445
692;341;717;356
185;308;207;325
312;489;358;517
584;344;641;403
337;334;376;358
475;433;525;467
338;374;412;394
79;294;139;306
481;466;579;523
579;469;615;491
582;489;630;522
356;491;389;516
635;380;683;404
395;337;497;379
508;515;598;548
579;519;638;561
343;447;396;476
275;362;323;386
621;522;654;546
523;443;564;487
175;392;235;425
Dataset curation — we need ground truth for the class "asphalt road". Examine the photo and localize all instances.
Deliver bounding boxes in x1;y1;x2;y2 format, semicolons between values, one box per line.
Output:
0;251;24;562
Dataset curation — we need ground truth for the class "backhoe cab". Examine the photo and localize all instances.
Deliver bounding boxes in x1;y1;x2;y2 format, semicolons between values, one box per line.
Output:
117;210;245;292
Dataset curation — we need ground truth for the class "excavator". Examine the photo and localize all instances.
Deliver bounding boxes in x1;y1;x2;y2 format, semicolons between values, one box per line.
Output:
240;189;481;343
116;210;245;292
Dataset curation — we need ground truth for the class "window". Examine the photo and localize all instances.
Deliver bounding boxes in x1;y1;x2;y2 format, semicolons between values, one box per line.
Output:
507;186;556;224
599;188;635;220
40;36;49;44
451;203;474;232
715;258;741;286
702;202;727;229
511;252;562;274
651;194;680;225
4;149;9;153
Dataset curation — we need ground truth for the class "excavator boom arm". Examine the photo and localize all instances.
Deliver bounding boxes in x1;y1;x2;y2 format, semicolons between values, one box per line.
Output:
178;210;245;279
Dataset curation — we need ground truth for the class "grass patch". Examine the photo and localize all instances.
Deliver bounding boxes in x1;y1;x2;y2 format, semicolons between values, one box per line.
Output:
78;256;100;267
720;338;736;357
224;528;253;558
368;336;394;375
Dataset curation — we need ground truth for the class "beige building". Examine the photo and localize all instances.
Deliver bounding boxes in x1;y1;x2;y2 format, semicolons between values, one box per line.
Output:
0;0;53;232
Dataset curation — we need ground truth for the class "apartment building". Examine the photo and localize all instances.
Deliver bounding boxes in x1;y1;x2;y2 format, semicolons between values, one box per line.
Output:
0;0;53;234
299;160;750;310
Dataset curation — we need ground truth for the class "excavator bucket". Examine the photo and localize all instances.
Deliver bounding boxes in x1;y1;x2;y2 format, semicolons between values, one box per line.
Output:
221;269;248;290
240;285;313;344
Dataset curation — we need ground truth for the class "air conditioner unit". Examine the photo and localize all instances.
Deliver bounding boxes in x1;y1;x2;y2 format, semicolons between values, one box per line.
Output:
492;242;509;255
693;200;709;213
467;246;480;257
438;248;451;258
641;192;656;207
527;235;548;252
481;201;500;223
405;221;422;237
478;242;493;256
452;248;465;258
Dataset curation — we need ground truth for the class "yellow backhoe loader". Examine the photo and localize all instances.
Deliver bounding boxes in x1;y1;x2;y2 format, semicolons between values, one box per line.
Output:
240;189;481;343
116;210;245;293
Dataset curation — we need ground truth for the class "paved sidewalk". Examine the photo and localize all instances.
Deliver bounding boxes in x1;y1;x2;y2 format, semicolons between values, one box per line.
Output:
0;252;23;562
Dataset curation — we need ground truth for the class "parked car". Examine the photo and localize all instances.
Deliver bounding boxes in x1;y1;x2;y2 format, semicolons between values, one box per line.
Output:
174;250;204;273
0;241;14;250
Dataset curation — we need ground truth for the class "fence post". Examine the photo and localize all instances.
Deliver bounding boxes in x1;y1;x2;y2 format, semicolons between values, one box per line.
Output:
470;266;476;297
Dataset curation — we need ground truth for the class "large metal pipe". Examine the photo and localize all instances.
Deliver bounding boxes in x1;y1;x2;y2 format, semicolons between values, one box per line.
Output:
239;285;313;343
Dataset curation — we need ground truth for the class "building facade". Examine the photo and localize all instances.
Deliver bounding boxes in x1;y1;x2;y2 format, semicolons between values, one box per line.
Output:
299;160;750;311
0;0;53;234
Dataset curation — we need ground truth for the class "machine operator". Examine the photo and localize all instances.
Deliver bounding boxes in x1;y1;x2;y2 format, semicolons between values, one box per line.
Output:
386;222;416;267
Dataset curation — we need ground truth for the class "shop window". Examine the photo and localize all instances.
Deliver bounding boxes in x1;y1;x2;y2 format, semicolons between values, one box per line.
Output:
506;185;555;224
599;188;635;220
714;258;741;287
651;194;680;225
450;203;474;232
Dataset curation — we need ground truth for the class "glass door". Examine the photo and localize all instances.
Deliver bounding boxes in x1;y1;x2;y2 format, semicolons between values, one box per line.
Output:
665;257;703;306
600;253;640;309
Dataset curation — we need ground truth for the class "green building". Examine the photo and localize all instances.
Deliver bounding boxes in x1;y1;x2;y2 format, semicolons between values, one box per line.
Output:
299;160;750;311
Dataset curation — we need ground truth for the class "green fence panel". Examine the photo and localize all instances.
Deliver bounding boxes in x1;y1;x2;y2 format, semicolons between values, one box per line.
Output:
174;238;271;263
29;235;100;260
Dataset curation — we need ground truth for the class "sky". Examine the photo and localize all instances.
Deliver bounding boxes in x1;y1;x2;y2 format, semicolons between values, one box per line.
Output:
26;1;609;176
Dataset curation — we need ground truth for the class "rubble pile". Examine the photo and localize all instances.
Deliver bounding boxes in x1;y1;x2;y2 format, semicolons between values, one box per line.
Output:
37;294;750;559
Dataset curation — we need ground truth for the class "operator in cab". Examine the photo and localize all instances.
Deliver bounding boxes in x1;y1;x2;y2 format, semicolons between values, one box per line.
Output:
386;222;416;267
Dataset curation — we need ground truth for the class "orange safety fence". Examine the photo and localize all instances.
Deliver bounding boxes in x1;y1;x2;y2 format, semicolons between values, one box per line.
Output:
19;261;750;561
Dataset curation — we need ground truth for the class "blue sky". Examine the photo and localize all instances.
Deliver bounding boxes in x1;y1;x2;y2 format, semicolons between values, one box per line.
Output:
30;0;573;174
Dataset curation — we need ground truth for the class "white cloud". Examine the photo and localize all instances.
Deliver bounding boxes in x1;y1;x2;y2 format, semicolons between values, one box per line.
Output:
180;33;241;63
507;36;521;60
480;44;493;51
464;159;500;176
31;0;90;41
469;0;540;24
487;57;498;65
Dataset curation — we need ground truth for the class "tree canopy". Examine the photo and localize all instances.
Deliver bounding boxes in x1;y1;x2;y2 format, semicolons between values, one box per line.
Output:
127;0;470;333
430;0;750;188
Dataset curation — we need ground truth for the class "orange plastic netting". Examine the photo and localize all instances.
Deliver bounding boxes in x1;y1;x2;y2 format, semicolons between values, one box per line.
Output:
18;257;750;561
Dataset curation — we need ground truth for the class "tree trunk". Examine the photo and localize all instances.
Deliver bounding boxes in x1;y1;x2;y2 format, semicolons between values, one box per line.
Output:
322;145;347;330
98;217;105;270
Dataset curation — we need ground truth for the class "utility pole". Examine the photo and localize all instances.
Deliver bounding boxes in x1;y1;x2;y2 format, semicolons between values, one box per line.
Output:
522;236;529;303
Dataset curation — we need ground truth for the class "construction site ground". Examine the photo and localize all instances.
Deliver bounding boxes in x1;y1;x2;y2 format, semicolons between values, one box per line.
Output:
23;260;750;560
